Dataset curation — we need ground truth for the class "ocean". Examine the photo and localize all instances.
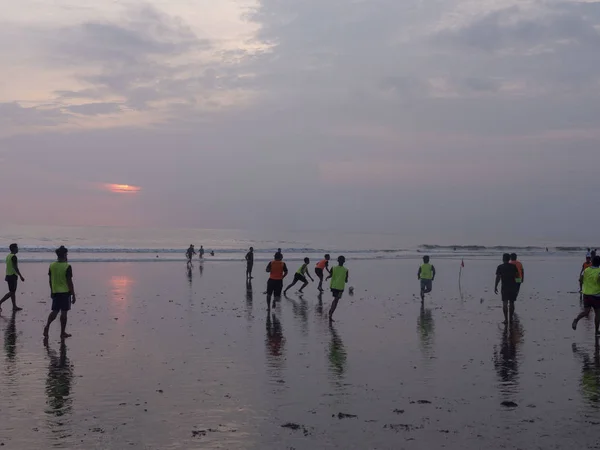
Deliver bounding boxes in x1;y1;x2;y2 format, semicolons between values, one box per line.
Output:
0;224;592;263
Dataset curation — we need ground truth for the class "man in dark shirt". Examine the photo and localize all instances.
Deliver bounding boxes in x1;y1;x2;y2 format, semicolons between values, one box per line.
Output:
245;247;254;280
495;253;520;324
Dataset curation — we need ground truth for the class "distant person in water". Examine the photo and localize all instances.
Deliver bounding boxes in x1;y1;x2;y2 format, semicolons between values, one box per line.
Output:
284;257;314;295
510;253;524;298
199;246;205;259
0;244;25;313
580;256;593;295
186;245;195;263
418;255;435;301
495;253;520;324
266;252;288;310
43;246;76;340
573;255;600;335
210;251;215;257
245;247;254;279
587;248;592;258
326;256;349;322
315;254;331;292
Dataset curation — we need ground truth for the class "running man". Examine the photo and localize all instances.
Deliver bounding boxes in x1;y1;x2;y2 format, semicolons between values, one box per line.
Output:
315;254;331;292
266;252;288;310
510;253;524;298
326;256;349;322
284;258;314;295
418;256;435;301
580;255;593;294
245;247;254;279
573;255;600;335
43;246;76;340
0;244;25;313
495;253;520;324
186;245;196;263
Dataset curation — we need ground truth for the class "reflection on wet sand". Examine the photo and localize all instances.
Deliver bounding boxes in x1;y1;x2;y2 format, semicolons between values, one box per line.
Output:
316;292;324;317
187;263;193;284
265;313;285;381
572;339;600;406
493;315;524;397
286;295;309;335
246;280;253;320
45;341;74;441
328;323;347;385
3;312;17;380
417;304;435;361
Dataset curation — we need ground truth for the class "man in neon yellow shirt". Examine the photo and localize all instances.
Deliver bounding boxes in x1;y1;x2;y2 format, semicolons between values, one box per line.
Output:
0;243;25;313
326;256;349;322
43;246;76;340
418;256;436;302
573;255;600;335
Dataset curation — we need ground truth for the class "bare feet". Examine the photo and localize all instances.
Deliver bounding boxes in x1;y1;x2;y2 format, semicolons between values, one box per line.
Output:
13;307;23;312
61;333;72;339
572;320;578;331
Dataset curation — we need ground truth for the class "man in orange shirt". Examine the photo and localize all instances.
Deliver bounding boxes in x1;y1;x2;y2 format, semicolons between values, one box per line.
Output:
510;253;524;298
265;252;288;310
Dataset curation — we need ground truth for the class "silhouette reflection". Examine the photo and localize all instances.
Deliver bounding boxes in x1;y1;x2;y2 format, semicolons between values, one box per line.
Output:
286;295;309;335
328;323;347;384
198;261;204;277
572;339;600;406
493;315;524;397
4;311;16;363
417;304;435;361
187;263;193;284
265;313;285;379
246;280;253;320
45;340;74;442
316;292;324;317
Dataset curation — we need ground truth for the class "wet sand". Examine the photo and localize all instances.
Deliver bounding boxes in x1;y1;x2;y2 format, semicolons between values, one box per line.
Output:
0;257;598;449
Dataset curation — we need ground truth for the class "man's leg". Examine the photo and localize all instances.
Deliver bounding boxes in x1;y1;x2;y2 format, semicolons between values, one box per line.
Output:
317;272;323;291
420;281;425;302
60;311;71;338
299;280;309;293
573;306;592;330
0;292;11;312
424;281;432;294
44;311;59;337
502;300;509;324
509;300;515;321
284;280;296;295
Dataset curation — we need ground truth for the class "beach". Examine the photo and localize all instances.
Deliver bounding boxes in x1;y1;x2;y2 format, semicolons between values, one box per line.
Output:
0;256;598;449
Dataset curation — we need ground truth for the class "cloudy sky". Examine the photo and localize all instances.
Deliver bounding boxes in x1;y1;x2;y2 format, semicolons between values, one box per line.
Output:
0;0;598;242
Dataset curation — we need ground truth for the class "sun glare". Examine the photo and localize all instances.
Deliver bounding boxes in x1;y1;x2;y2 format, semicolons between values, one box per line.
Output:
104;183;141;194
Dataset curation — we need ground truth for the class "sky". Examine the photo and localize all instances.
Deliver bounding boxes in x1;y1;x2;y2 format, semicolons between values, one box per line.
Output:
0;0;599;242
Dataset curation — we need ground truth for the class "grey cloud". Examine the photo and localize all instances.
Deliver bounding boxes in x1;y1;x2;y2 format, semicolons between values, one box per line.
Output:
66;102;122;116
0;102;64;127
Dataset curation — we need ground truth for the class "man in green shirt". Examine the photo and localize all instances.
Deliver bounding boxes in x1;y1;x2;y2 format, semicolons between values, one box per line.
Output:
43;246;76;340
0;243;25;313
326;256;349;322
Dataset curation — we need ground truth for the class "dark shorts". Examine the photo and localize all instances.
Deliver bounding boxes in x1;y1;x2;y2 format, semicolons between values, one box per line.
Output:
247;263;253;272
420;279;432;291
293;273;307;283
315;268;324;279
5;275;17;293
501;290;518;302
267;279;283;297
51;293;72;312
583;295;600;309
331;288;344;298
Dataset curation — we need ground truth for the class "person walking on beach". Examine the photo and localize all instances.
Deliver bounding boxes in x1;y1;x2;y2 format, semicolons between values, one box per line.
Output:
43;246;76;340
418;256;436;302
199;246;205;259
510;253;524;298
580;255;593;296
266;252;288;310
315;255;331;292
326;256;349;322
284;257;314;295
495;253;520;324
573;255;600;335
245;247;254;279
0;244;25;313
186;245;196;263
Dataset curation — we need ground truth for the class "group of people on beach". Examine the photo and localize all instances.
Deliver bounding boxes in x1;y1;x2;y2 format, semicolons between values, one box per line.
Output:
0;243;76;341
186;245;215;262
243;248;349;322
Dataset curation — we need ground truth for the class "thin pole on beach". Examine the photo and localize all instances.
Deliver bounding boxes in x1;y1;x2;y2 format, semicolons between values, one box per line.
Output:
458;259;464;299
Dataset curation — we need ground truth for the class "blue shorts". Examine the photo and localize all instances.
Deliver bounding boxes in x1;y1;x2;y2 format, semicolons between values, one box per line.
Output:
420;279;432;291
51;293;72;312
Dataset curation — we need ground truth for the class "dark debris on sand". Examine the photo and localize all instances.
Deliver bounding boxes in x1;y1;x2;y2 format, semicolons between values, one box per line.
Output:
501;401;518;408
336;412;358;419
281;423;311;436
393;409;405;414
